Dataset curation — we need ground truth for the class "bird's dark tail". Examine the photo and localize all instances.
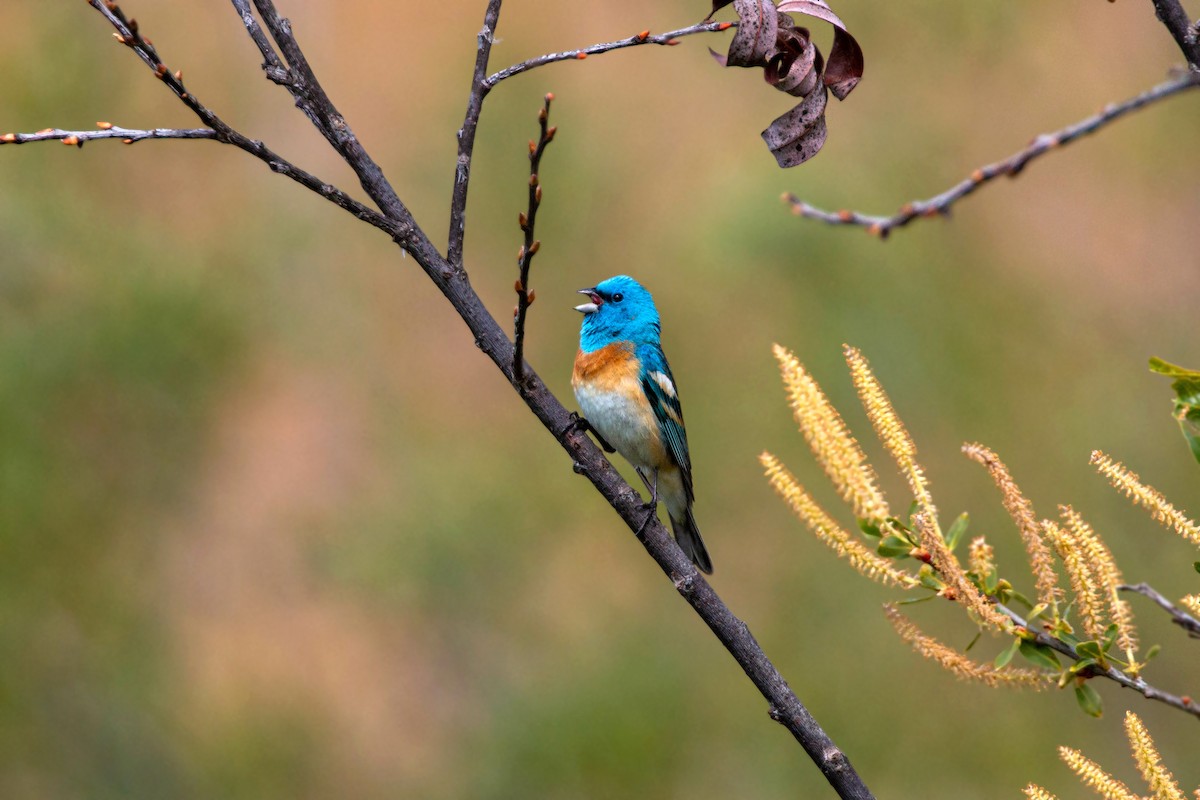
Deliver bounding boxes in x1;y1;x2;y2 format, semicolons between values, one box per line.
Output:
671;507;713;574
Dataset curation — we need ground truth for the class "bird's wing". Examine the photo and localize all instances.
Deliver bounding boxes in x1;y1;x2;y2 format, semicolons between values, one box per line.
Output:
639;349;693;503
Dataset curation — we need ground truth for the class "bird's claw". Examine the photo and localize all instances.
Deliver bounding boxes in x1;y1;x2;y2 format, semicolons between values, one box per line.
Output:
563;411;616;453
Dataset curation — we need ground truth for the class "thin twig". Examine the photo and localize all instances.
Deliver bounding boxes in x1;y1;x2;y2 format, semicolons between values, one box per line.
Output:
1150;0;1200;66
229;0;288;83
0;126;216;146
512;94;556;385
17;4;880;796
1121;582;1200;639
484;20;733;88
994;601;1200;720
77;1;413;244
448;0;504;269
784;71;1200;238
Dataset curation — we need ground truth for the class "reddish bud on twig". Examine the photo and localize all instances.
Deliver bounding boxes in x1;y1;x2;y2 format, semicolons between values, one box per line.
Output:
665;38;680;46
517;246;526;261
636;30;650;42
529;240;540;255
535;185;542;203
545;126;557;142
513;306;519;318
173;69;182;81
718;22;733;30
970;169;984;182
866;223;883;237
36;128;54;135
113;33;126;44
62;135;80;147
527;289;536;305
837;209;852;222
1;133;16;143
96;121;113;130
528;173;538;187
518;211;528;229
538;108;547;122
155;64;167;77
575;52;588;60
545;92;554;103
122;138;133;144
899;203;915;216
127;18;139;34
528;139;536;155
514;279;524;293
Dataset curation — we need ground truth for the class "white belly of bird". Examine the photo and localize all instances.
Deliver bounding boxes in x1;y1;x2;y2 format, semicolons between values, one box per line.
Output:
573;381;662;469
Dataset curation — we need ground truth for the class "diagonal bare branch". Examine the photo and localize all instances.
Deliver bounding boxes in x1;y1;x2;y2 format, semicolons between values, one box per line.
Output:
1150;0;1200;66
0;125;216;146
1121;582;1200;639
784;71;1200;238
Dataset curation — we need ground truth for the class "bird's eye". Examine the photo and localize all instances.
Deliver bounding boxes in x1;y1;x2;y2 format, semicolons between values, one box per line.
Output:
612;293;624;302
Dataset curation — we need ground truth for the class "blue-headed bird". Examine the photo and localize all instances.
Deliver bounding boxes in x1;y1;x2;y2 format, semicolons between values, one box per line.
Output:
571;275;713;574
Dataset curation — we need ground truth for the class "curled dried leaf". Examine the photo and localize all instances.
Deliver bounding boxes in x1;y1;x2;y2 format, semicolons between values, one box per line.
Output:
761;85;828;167
765;27;822;97
726;0;778;67
776;0;863;98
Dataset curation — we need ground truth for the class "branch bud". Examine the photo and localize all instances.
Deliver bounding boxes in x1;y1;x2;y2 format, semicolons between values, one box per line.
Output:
545;126;557;142
518;211;528;229
575;52;587;60
514;279;524;293
636;30;650;42
529;240;540;255
174;69;183;81
534;185;542;203
155;64;167;78
1;133;16;143
62;135;80;147
527;289;536;305
529;173;538;187
837;209;852;222
96;121;113;130
517;245;526;262
544;92;554;103
665;38;680;46
718;22;733;30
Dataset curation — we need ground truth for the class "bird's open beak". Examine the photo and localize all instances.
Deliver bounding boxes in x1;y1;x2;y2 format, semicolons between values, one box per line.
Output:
574;288;602;314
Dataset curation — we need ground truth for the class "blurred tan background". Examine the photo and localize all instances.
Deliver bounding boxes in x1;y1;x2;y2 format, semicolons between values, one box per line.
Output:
1;1;1198;797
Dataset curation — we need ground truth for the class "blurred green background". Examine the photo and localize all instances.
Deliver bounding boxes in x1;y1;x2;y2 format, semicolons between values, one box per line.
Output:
2;1;1198;797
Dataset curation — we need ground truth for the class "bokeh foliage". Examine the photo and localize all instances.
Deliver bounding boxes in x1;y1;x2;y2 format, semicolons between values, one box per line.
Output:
1;0;1197;797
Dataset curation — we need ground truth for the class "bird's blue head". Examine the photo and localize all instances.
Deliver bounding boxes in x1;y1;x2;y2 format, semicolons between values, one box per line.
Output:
575;275;661;353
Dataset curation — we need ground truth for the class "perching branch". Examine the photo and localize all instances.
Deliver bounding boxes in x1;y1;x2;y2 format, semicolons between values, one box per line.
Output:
512;94;556;385
783;71;1200;238
8;2;877;797
1121;582;1200;639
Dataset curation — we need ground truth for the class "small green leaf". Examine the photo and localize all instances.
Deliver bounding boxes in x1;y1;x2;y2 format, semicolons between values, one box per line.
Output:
994;638;1020;668
857;519;882;539
917;565;945;592
1027;602;1048;620
945;513;969;552
1144;643;1162;662
1075;641;1103;661
878;535;913;558
1018;640;1061;670
1193;561;1200;575
1150;357;1200;466
896;593;938;606
1068;657;1098;675
964;630;983;653
1101;623;1119;653
1074;682;1103;717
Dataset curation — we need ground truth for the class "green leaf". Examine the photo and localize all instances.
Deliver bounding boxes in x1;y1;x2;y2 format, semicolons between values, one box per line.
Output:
1193;561;1200;575
857;519;882;539
877;535;913;558
1018;640;1061;670
945;513;969;552
1150;357;1200;466
1074;682;1103;717
917;565;946;592
1144;643;1162;662
1075;641;1103;661
964;630;983;653
1101;623;1119;653
1068;657;1098;675
994;638;1020;668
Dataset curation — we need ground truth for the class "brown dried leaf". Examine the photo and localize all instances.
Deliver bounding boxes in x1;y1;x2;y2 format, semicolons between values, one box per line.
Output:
761;85;828;167
764;27;822;97
776;0;863;98
726;0;778;67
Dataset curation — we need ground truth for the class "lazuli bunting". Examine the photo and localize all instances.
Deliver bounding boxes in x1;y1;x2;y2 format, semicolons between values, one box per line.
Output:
571;275;713;574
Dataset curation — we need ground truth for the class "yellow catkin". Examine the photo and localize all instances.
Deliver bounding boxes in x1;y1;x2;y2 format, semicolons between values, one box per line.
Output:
844;345;938;525
1044;519;1107;641
968;535;995;578
1124;711;1186;800
761;453;918;588
884;604;1048;688
773;344;891;522
914;514;1012;631
1180;595;1200;619
1060;505;1138;666
1023;786;1060;800
1058;747;1140;800
962;443;1063;609
1092;451;1200;547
